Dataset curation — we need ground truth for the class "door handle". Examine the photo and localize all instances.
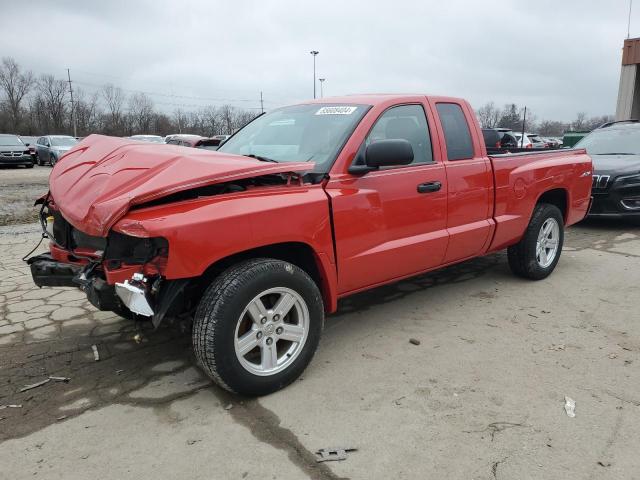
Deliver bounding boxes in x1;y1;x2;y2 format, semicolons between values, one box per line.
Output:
417;181;442;193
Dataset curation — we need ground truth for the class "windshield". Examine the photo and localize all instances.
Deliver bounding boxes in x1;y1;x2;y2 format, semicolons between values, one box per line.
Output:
217;104;369;172
0;135;23;146
575;127;640;155
51;137;78;147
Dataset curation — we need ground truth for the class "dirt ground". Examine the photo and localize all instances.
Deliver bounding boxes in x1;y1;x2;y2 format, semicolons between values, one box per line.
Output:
0;165;50;226
0;196;639;478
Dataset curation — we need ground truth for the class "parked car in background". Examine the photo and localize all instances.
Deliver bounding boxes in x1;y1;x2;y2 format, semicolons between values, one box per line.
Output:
36;135;79;166
546;137;563;148
30;94;592;395
128;135;165;143
574;121;640;218
515;132;546;149
20;136;39;160
482;128;518;151
0;134;34;168
165;134;224;150
540;137;558;149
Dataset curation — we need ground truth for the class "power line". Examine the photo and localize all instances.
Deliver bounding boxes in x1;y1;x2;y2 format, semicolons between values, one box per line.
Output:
73;79;272;104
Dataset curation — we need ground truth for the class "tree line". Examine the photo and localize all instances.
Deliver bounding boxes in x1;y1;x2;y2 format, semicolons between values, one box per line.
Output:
476;101;614;137
1;56;616;139
0;57;259;138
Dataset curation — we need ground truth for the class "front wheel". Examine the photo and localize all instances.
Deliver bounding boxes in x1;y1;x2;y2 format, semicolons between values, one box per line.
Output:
50;154;57;166
508;203;564;280
193;258;324;396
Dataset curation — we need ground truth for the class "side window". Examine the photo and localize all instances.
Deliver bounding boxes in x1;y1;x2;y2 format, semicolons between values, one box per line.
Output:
436;103;474;160
365;104;433;164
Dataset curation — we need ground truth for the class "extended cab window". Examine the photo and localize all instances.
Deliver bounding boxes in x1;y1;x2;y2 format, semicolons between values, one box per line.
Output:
365;104;433;164
436;103;474;160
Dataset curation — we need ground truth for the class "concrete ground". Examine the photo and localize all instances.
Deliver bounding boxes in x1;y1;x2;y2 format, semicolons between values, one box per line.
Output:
0;165;50;226
0;219;639;479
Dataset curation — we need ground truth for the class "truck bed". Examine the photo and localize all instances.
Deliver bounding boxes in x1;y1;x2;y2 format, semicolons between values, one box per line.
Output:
487;148;592;251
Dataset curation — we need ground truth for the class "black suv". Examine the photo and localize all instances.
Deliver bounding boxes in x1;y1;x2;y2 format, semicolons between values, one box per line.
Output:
575;121;640;218
482;128;518;152
0;134;34;168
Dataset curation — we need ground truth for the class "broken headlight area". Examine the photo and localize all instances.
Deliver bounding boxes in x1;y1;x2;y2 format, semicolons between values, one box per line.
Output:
104;231;168;267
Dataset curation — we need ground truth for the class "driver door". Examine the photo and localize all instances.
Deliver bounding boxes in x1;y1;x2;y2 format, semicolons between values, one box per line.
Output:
325;103;449;294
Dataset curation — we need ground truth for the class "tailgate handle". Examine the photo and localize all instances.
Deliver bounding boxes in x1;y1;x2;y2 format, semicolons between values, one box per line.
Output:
417;181;441;193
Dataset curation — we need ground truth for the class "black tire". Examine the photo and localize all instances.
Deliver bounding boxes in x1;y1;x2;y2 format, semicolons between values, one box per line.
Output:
508;203;564;280
193;258;324;396
37;154;43;166
50;154;56;166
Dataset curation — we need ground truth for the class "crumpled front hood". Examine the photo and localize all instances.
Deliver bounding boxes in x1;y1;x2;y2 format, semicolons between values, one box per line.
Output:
49;134;313;237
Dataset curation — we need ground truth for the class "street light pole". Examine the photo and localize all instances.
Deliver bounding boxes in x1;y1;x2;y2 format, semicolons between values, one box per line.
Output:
310;50;319;98
319;78;325;98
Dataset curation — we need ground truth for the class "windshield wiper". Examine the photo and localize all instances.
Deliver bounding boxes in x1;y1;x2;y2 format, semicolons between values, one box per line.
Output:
244;154;278;163
593;152;636;155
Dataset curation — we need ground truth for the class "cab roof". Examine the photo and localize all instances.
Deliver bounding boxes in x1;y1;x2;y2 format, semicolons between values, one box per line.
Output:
301;94;466;106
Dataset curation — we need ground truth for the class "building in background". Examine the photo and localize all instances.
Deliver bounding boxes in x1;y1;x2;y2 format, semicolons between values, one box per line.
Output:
616;37;640;120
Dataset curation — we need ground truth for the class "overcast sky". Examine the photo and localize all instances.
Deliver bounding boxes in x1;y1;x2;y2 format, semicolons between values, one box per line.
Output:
1;0;636;121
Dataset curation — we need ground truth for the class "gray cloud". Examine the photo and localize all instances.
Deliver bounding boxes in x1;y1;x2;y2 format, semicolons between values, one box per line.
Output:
1;0;634;121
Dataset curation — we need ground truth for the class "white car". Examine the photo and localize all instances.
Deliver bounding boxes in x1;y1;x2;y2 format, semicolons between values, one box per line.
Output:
128;135;165;143
514;132;546;149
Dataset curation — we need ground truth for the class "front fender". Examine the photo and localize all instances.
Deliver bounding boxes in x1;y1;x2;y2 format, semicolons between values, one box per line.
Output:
112;184;337;309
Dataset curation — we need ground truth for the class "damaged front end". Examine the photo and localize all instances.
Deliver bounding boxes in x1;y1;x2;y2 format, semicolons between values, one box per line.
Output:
28;202;189;328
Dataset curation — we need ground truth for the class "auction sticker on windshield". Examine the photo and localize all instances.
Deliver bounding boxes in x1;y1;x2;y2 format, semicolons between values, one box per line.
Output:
315;106;358;115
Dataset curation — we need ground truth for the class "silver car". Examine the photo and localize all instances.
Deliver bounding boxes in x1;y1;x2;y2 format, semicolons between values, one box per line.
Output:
36;135;79;166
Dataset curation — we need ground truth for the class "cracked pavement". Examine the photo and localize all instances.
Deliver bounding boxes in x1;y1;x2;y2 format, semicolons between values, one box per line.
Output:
1;219;640;479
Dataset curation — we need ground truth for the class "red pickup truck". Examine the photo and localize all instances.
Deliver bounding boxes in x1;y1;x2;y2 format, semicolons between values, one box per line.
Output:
28;95;592;395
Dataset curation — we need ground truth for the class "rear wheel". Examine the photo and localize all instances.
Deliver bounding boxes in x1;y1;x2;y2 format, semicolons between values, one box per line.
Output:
508;203;564;280
193;258;324;396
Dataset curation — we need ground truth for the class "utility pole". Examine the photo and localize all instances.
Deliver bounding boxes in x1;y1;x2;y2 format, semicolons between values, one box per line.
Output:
319;78;325;98
260;91;264;113
310;51;319;98
520;106;527;148
66;68;77;138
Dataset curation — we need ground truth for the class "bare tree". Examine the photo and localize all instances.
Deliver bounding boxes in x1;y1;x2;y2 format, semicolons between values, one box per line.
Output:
571;112;587;131
128;92;154;134
74;89;100;136
37;74;68;132
537;120;566;137
0;57;35;132
201;106;222;136
476;102;500;128
102;84;125;135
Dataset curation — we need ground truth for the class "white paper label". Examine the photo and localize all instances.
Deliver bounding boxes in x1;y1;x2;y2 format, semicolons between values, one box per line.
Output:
315;106;357;115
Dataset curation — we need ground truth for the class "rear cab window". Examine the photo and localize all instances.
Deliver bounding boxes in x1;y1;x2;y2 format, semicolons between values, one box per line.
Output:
436;103;474;160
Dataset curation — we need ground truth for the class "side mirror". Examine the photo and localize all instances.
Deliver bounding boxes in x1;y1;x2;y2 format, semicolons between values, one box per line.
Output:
348;139;414;174
365;139;414;168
